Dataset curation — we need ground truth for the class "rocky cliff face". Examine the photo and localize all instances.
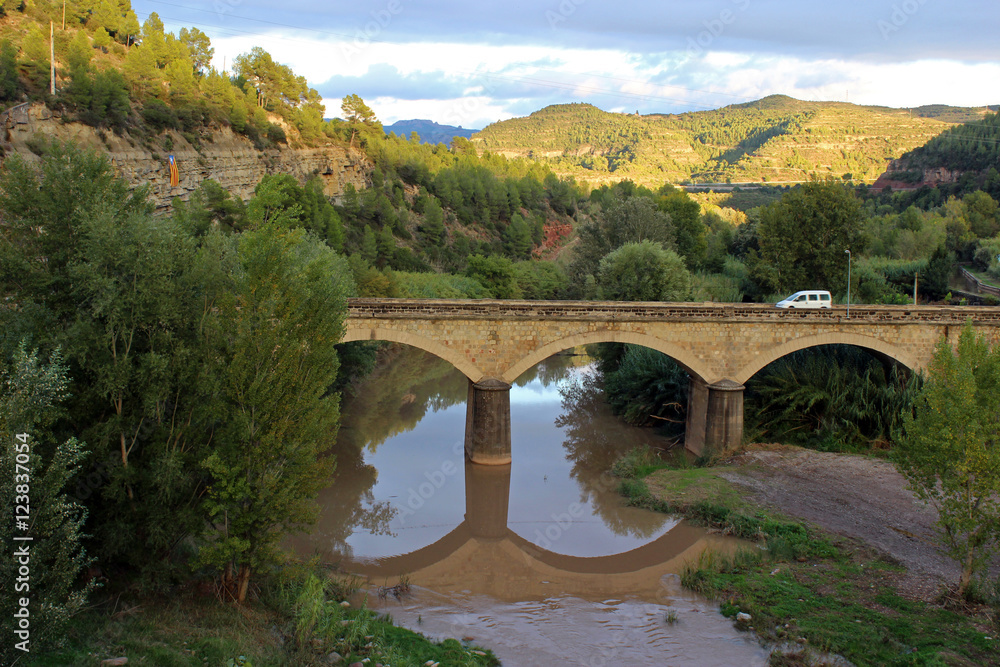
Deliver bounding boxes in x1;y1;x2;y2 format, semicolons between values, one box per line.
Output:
871;157;963;191
1;103;371;209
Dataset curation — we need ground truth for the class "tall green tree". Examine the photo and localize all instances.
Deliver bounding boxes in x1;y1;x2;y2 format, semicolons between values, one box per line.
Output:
748;180;864;295
502;213;533;259
0;144;210;576
233;46;322;116
0;142;151;321
896;325;1000;596
341;93;378;149
657;185;706;268
597;240;691;302
178;26;213;74
568;194;675;291
198;226;350;603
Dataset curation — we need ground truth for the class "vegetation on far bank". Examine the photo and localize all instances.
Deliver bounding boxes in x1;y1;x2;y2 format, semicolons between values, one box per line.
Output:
613;448;1000;667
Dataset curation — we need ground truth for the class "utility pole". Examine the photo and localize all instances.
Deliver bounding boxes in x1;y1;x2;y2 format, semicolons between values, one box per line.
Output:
49;21;55;96
845;249;851;318
62;1;66;30
914;271;918;305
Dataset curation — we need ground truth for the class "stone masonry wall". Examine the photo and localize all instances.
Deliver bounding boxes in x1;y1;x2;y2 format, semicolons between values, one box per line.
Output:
344;298;1000;385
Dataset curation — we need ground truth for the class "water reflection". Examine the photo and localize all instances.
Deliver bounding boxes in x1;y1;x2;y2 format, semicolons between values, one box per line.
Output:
286;346;768;667
292;348;679;562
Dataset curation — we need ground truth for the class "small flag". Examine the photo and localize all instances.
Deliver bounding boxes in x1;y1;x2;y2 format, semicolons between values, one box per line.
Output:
168;154;179;187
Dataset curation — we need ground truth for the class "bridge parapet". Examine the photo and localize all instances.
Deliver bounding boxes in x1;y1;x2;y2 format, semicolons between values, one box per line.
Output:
347;298;1000;325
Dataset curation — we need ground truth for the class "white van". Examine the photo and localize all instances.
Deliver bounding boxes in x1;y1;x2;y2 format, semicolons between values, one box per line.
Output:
776;290;832;309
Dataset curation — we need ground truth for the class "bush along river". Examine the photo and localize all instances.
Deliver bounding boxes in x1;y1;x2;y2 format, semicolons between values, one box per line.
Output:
287;346;768;666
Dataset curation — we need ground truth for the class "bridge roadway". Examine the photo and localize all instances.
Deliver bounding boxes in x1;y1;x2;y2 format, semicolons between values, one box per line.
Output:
343;298;1000;462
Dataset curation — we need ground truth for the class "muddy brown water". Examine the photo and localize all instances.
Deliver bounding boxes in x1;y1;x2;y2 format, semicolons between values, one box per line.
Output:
288;348;768;666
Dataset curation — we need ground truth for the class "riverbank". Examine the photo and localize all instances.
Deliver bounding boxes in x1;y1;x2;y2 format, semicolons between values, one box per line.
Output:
28;565;499;666
620;444;1000;666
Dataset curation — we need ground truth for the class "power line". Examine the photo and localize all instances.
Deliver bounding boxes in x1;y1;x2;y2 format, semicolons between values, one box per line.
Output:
135;4;1000;122
136;5;755;110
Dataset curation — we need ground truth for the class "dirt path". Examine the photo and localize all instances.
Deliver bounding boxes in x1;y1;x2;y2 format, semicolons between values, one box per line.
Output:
713;447;965;600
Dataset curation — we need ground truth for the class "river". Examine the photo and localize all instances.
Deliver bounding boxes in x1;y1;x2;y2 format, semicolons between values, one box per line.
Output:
288;346;769;666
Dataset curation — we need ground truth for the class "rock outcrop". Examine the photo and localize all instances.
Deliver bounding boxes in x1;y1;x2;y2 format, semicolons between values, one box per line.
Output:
1;103;371;209
871;157;963;191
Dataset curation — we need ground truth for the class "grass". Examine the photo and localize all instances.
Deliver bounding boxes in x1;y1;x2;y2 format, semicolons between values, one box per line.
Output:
28;565;499;667
614;448;1000;666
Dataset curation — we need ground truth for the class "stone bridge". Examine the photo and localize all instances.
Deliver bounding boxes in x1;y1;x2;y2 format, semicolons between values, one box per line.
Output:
343;299;1000;463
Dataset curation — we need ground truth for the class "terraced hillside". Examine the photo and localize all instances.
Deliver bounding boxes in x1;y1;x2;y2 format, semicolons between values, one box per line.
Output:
472;95;990;186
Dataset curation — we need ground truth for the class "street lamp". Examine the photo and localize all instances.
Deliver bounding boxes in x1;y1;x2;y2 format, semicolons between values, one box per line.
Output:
845;249;851;318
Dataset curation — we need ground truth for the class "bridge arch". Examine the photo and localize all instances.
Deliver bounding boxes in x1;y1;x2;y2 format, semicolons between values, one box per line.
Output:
734;332;920;385
501;329;714;384
341;325;484;381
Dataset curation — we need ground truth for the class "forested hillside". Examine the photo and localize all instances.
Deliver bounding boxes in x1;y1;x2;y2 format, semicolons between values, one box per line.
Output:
874;111;1000;199
473;95;989;186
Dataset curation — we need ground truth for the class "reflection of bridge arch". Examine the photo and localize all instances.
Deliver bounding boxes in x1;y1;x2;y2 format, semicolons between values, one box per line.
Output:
502;330;711;385
734;333;918;385
340;462;737;597
350;521;729;588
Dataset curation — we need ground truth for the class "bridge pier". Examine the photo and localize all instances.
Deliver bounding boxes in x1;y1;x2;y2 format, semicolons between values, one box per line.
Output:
465;460;511;538
464;378;512;465
685;378;745;458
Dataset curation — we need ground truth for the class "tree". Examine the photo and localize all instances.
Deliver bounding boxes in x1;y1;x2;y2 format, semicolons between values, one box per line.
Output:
198;226;349;603
360;224;378;264
0;145;210;576
922;245;953;301
172;179;247;236
418;196;445;246
233;46;320;114
657;185;706;268
896;324;1000;597
0;346;94;662
597;240;692;302
178;27;213;74
465;254;520;299
748;180;864;295
502;213;532;259
568;194;675;292
138;12;168;67
341;93;377;149
0;40;20;102
0;142;151;320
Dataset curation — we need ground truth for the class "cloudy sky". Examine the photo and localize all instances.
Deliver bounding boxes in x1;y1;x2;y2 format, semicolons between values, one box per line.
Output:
135;0;1000;129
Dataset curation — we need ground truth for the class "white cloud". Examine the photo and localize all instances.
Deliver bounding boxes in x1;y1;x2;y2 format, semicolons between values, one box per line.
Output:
194;26;1000;126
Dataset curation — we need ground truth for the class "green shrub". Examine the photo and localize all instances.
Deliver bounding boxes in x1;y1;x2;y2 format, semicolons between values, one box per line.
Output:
266;123;287;144
142;98;179;133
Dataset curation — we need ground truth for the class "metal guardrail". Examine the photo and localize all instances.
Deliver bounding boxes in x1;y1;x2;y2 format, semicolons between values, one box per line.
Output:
1;102;32;125
959;266;1000;297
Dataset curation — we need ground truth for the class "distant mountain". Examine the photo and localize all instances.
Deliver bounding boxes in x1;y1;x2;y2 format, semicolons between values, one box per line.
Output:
385;119;477;145
471;96;995;186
